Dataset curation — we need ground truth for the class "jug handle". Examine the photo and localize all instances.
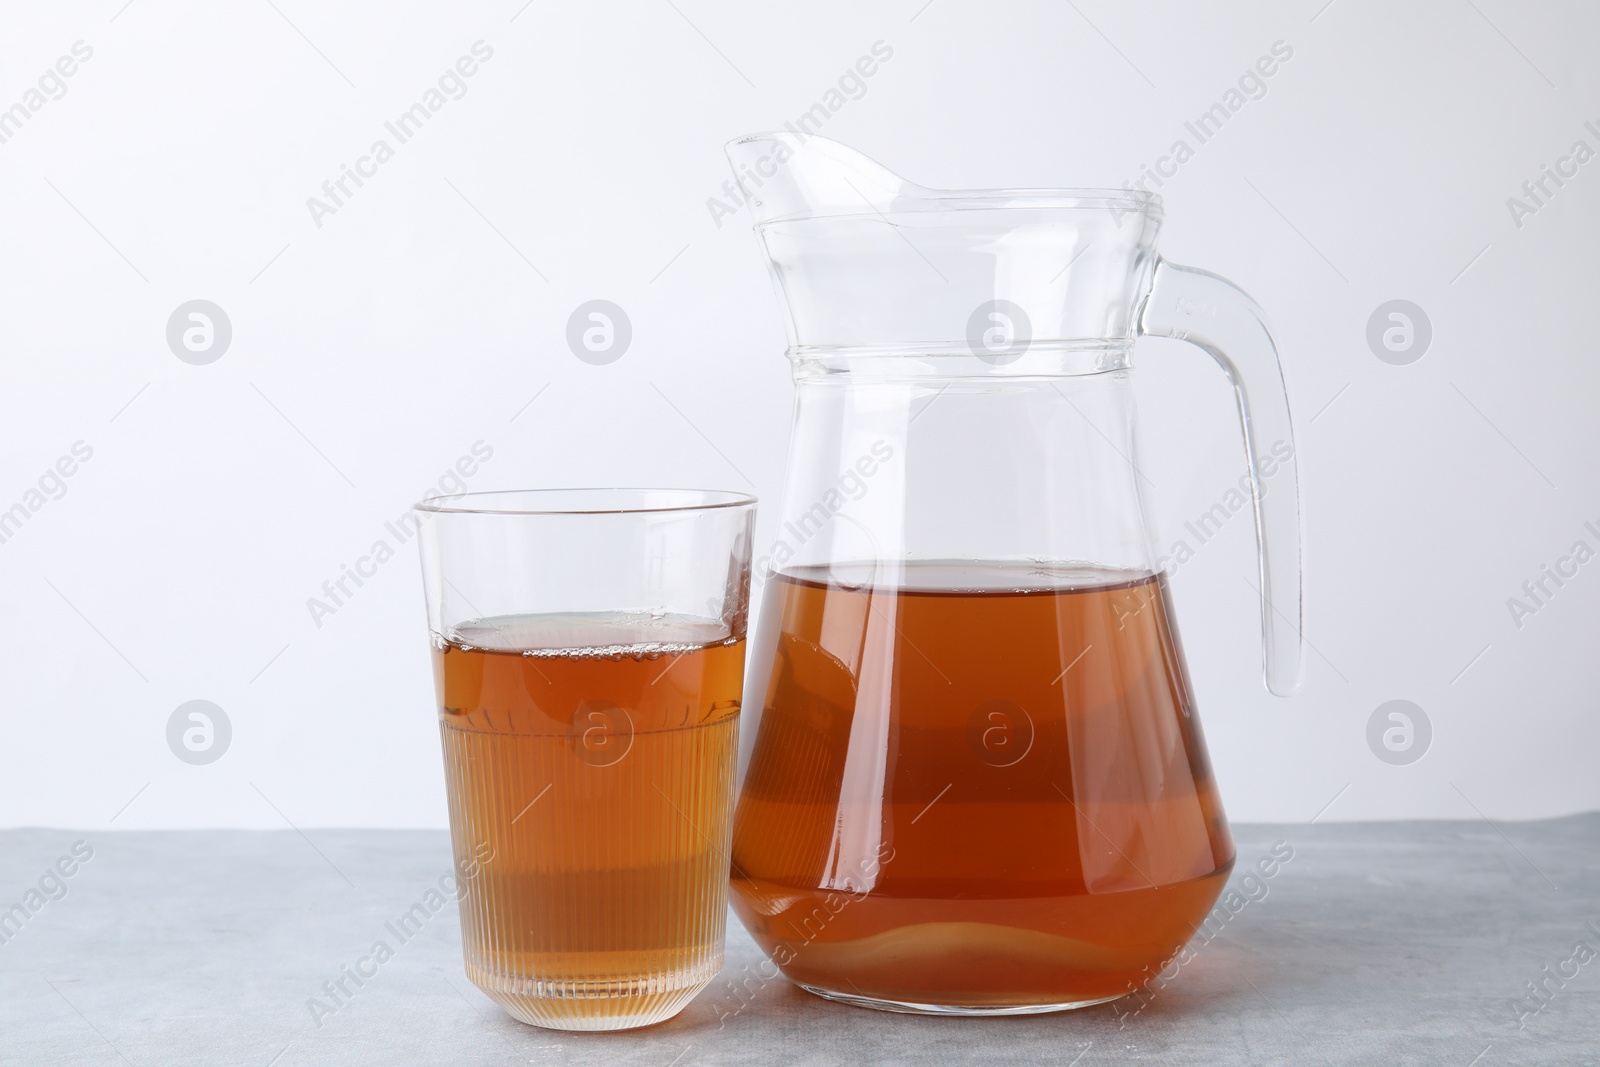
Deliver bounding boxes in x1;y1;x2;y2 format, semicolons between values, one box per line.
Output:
1137;259;1304;696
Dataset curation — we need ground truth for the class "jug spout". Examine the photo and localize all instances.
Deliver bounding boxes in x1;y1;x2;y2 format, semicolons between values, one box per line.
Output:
724;132;913;227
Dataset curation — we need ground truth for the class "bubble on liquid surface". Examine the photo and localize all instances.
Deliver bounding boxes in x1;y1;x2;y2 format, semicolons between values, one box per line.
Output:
446;611;735;658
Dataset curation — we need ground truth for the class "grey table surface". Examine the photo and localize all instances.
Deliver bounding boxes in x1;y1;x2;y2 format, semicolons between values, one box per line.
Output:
2;818;1596;1066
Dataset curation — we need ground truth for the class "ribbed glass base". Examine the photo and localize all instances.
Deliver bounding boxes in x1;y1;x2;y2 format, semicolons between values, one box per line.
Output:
467;955;720;1031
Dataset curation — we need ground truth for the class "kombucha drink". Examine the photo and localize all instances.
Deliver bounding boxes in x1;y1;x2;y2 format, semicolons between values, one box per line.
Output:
729;563;1233;1012
434;612;743;1030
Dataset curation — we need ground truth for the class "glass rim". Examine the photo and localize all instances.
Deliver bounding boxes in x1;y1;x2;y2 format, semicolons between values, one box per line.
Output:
754;193;1163;230
412;487;757;517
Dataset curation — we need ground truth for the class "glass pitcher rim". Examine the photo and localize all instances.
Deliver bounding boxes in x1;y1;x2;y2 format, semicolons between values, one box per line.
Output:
748;193;1164;229
729;132;1164;227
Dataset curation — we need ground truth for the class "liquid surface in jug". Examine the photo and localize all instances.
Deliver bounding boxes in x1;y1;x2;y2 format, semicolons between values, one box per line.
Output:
729;562;1234;1009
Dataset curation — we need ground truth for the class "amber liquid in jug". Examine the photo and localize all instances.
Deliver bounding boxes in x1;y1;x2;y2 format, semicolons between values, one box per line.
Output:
729;562;1234;1010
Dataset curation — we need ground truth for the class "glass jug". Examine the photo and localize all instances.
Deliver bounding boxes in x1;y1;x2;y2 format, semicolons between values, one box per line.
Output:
724;133;1302;1015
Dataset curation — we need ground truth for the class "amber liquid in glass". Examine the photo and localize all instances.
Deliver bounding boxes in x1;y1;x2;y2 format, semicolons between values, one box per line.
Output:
434;613;743;1030
730;563;1233;1011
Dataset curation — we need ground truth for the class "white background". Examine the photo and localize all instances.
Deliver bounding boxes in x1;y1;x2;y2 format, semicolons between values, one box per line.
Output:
2;0;1595;829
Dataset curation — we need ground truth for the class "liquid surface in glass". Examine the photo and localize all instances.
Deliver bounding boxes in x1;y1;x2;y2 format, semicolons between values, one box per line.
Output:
435;613;742;1030
730;563;1233;1010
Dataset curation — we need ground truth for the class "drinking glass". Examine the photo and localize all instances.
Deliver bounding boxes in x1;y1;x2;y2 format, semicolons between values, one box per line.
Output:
414;488;756;1031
